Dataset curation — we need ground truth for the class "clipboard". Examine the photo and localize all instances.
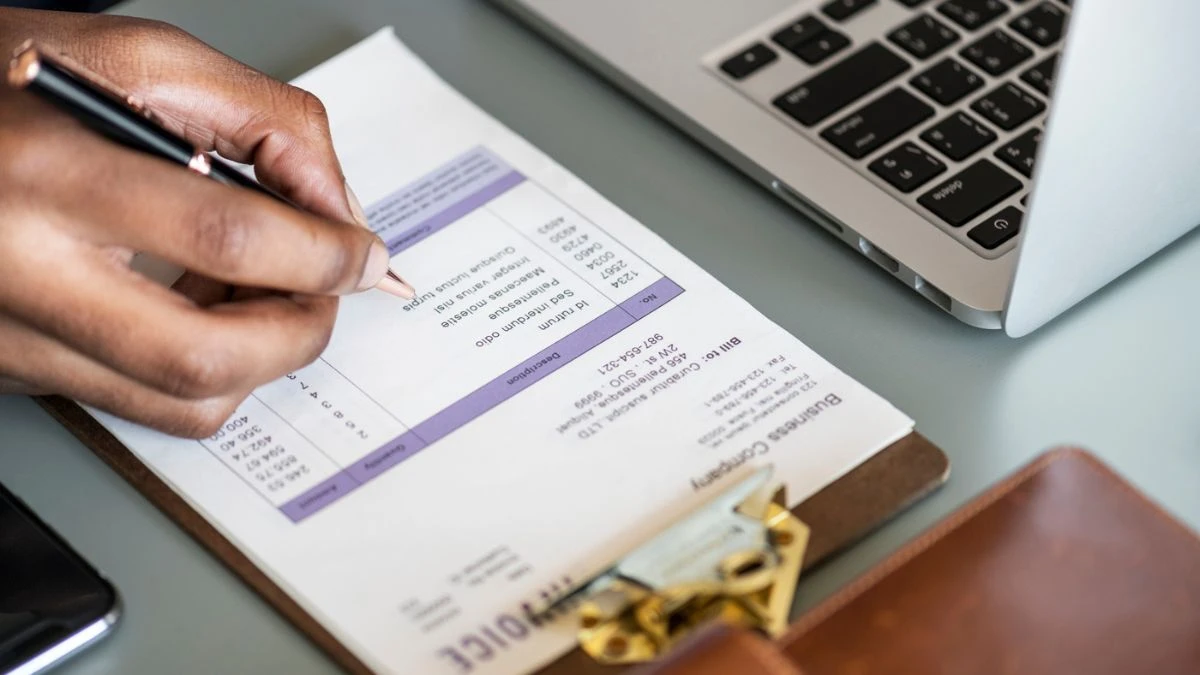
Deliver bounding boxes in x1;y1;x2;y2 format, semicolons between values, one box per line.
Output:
35;395;949;675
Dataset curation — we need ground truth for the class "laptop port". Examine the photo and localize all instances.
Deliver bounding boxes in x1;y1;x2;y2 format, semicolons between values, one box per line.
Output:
914;275;952;313
857;237;899;275
770;180;843;234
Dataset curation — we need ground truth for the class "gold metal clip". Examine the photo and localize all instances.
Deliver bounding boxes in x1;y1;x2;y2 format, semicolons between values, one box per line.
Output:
544;468;809;665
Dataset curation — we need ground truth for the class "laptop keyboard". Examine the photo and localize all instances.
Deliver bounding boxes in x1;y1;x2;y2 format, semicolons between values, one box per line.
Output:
711;0;1069;256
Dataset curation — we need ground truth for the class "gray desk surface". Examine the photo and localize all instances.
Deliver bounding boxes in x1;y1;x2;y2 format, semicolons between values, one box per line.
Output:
2;1;1199;673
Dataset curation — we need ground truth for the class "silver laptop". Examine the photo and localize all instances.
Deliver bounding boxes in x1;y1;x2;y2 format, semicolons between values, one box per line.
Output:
489;0;1200;336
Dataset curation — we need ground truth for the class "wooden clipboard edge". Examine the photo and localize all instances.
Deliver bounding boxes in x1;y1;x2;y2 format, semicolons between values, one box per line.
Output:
795;430;950;571
34;395;948;675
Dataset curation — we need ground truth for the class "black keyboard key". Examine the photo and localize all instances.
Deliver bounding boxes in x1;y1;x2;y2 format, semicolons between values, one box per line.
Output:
823;0;877;22
1010;2;1067;46
771;15;851;65
1021;53;1058;95
888;14;959;59
920;111;996;161
821;89;935;159
971;82;1044;130
961;29;1033;76
919;160;1021;227
870;141;947;192
911;58;984;105
937;0;1007;30
772;16;828;52
969;206;1023;248
995;127;1042;177
720;43;778;80
794;30;852;64
895;0;928;6
773;43;911;126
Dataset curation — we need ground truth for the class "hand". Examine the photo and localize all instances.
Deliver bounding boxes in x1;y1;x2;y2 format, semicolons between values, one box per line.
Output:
0;9;390;438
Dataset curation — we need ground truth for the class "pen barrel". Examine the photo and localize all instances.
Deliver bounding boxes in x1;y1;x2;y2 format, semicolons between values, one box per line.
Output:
22;56;197;166
14;47;292;206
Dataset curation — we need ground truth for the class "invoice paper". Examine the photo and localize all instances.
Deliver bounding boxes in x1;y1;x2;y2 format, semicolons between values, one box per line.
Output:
92;29;914;675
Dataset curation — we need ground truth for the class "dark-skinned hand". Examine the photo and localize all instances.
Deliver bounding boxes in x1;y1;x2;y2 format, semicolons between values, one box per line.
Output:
0;9;390;437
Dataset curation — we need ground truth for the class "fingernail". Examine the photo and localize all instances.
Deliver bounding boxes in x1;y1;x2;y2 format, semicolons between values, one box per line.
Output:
358;240;391;292
345;181;370;230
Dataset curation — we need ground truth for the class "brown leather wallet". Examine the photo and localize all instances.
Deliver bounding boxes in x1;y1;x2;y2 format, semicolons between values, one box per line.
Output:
639;448;1200;675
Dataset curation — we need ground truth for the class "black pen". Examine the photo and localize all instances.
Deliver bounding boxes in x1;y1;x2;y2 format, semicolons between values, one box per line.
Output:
6;41;414;298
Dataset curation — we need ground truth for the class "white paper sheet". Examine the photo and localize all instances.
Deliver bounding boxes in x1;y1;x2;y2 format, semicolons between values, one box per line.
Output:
91;29;913;675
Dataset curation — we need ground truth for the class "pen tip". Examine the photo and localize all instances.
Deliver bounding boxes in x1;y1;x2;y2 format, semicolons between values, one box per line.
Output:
376;273;416;300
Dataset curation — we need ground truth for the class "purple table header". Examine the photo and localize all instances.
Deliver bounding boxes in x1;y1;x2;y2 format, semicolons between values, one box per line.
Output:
620;277;684;320
365;147;526;255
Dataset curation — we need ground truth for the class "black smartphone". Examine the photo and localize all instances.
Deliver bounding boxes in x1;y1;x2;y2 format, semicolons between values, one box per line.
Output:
1;482;120;674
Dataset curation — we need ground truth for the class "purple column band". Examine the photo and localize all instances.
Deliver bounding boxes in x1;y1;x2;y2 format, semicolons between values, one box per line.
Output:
346;432;429;484
364;147;526;255
411;306;635;444
411;279;683;444
384;171;524;255
280;472;360;523
278;279;685;522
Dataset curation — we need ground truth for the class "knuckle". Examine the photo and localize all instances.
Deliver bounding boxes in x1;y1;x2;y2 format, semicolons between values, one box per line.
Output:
120;17;190;46
191;202;253;275
84;19;207;97
94;18;190;59
174;400;238;440
160;341;238;399
295;88;331;133
139;18;189;41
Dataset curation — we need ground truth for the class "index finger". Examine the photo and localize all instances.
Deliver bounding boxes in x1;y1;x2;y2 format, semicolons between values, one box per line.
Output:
50;133;391;296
